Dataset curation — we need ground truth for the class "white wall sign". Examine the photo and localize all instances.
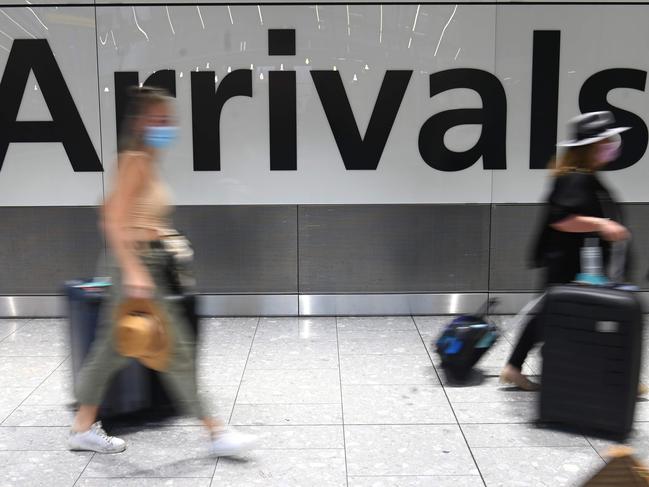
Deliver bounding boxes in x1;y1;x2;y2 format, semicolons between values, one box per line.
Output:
0;4;647;206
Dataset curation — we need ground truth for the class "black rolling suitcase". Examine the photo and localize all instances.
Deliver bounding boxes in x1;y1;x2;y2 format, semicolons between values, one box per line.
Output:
539;284;643;439
149;293;200;414
66;280;200;419
66;280;152;417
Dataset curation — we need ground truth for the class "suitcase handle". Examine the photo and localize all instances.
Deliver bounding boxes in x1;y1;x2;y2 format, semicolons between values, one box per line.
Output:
579;235;629;284
475;297;499;318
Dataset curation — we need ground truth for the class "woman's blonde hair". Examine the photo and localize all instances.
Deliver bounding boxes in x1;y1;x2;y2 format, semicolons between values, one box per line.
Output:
551;144;599;175
118;86;173;153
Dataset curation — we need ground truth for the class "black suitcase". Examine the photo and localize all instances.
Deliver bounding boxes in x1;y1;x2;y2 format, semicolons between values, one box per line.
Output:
66;280;152;417
149;293;200;414
539;284;643;439
66;280;200;419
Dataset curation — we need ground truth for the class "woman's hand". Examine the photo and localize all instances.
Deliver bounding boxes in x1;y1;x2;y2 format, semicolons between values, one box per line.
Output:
598;219;631;242
123;267;155;299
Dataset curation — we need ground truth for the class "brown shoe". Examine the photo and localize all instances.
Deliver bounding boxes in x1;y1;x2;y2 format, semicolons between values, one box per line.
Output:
499;365;540;391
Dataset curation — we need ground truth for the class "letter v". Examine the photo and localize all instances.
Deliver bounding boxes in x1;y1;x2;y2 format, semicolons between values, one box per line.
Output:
311;70;412;170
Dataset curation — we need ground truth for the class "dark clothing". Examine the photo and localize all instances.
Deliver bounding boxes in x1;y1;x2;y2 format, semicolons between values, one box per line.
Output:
509;316;540;370
509;170;627;370
532;171;626;286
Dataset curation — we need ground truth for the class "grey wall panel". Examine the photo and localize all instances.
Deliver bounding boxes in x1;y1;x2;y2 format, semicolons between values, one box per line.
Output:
622;204;649;290
3;203;644;303
173;206;298;294
298;205;490;294
0;207;102;294
489;204;545;292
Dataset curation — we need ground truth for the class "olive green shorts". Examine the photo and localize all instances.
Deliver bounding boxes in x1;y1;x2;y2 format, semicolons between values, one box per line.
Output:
75;246;205;419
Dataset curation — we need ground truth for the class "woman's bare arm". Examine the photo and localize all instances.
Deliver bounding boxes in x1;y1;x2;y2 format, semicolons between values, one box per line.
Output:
101;153;154;293
551;215;630;241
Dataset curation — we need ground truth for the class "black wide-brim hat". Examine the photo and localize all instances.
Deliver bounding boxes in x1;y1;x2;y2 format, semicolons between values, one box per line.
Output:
558;111;630;147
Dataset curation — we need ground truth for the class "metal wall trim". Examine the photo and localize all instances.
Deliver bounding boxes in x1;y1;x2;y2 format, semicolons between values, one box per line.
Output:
299;293;489;316
1;292;647;318
297;291;649;315
0;296;66;318
198;295;298;317
0;294;299;318
488;293;542;315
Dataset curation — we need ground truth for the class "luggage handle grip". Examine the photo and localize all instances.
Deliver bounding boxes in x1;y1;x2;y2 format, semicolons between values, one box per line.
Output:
475;297;499;318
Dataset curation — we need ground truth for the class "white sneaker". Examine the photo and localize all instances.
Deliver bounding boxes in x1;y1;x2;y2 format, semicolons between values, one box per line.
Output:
68;422;126;453
210;429;256;457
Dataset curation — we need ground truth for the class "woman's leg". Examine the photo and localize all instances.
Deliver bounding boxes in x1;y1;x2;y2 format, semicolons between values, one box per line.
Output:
152;293;224;434
144;250;255;455
72;275;132;431
72;332;131;432
72;405;100;433
500;266;558;390
69;286;131;453
152;282;263;456
507;315;540;370
500;315;542;391
138;248;255;455
72;334;131;433
138;250;217;427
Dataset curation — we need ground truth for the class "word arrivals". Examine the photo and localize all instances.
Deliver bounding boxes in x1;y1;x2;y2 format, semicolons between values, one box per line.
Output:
0;30;646;173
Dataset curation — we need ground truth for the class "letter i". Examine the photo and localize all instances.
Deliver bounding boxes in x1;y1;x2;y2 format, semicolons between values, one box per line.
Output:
268;29;297;170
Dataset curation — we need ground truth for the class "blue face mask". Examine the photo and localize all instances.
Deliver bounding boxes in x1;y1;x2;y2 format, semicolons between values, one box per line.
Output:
144;126;178;149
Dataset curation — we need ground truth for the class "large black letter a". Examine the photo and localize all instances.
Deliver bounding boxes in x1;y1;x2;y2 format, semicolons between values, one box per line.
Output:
418;69;506;171
0;39;102;171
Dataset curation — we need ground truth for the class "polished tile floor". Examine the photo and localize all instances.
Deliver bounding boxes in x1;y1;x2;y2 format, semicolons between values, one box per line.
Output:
0;315;647;486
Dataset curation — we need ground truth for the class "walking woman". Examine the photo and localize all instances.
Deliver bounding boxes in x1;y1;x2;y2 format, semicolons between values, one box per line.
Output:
68;87;255;455
500;111;631;390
